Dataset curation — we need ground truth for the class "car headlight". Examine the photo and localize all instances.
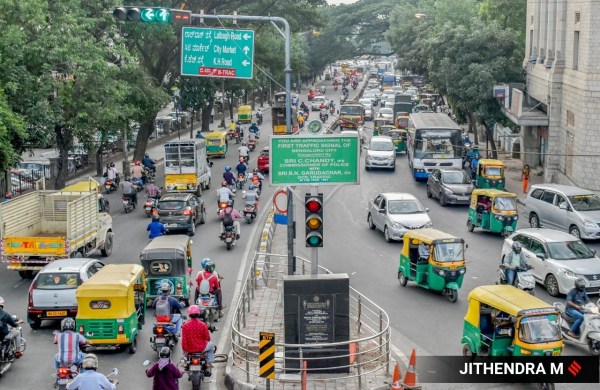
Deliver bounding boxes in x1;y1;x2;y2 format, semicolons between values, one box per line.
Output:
459;268;466;274
438;270;445;276
583;221;597;228
444;188;453;195
392;222;402;228
514;215;518;220
560;267;580;278
424;221;433;228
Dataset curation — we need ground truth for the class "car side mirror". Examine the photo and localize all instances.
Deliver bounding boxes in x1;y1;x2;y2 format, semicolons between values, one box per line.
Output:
536;253;546;260
209;162;214;167
425;208;430;212
559;203;568;210
379;208;385;213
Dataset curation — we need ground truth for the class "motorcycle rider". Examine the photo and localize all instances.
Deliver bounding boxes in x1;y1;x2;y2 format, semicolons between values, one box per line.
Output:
196;260;225;317
238;142;250;162
54;317;88;370
121;176;137;208
66;353;118;389
0;297;24;357
219;200;242;240
235;158;248;179
145;178;162;200
152;282;184;337
255;110;263;125
195;129;204;139
217;181;235;207
243;185;260;212
131;160;145;184
502;242;528;286
147;215;169;240
142;153;156;174
222;166;235;190
249;122;260;139
181;305;215;373
250;169;265;193
145;346;183;390
106;163;119;185
320;106;328;122
566;277;590;338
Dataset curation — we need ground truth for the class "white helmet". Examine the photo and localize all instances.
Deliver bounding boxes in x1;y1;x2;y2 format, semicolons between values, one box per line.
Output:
82;353;99;369
0;296;4;307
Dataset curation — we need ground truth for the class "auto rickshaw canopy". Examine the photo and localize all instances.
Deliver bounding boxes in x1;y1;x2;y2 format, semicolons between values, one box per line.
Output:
465;285;558;327
76;264;145;318
478;159;505;169
203;130;228;141
140;235;192;275
402;228;464;246
387;129;408;139
471;188;517;200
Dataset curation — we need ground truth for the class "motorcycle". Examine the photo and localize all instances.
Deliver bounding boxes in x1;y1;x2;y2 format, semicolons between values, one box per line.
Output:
144;197;159;217
240;154;249;164
196;290;220;324
228;129;235;140
235;133;242;144
0;315;25;377
131;177;144;192
182;349;214;390
352;82;357;90
333;84;338;91
150;322;177;355
243;201;257;224
104;178;117;194
256;111;263;125
496;263;535;295
329;106;335;115
320;113;329;122
56;366;117;390
248;139;257;152
122;194;135;213
221;225;237;250
553;300;600;356
236;173;246;190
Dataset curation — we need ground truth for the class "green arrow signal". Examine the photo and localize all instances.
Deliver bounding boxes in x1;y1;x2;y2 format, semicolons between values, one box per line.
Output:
140;8;155;22
156;9;170;23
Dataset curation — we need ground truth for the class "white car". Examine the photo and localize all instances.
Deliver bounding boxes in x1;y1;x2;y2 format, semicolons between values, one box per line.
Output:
380;91;396;107
367;192;432;242
311;96;328;111
377;107;394;121
501;228;600;296
363;93;378;106
341;127;367;146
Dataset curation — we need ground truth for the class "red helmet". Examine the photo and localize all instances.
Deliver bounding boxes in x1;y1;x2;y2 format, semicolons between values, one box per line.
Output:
188;305;200;316
135;161;141;166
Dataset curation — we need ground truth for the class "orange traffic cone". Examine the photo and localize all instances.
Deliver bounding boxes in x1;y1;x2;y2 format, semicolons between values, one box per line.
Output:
402;349;421;389
391;362;402;390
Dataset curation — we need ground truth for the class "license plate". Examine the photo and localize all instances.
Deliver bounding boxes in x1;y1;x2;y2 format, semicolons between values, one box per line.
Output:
457;196;469;201
156;337;165;344
122;201;128;205
590;281;600;287
57;379;68;385
47;311;67;317
190;365;201;371
165;224;177;228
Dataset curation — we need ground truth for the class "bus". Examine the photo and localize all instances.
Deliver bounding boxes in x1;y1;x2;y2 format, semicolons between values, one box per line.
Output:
407;113;463;180
381;74;396;90
271;92;298;135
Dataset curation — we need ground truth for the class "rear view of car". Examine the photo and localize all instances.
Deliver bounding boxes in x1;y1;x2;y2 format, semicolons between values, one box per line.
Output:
365;136;396;171
157;193;204;236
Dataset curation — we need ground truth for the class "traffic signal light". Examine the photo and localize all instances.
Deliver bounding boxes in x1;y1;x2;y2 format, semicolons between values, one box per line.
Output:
305;194;323;248
113;7;191;24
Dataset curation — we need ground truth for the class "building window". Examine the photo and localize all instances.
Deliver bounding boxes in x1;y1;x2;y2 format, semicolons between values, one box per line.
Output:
575;12;580;24
566;131;574;177
567;110;575;127
573;31;579;70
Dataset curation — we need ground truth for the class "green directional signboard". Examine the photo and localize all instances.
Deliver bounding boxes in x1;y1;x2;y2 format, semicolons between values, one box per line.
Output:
270;135;359;186
181;27;254;79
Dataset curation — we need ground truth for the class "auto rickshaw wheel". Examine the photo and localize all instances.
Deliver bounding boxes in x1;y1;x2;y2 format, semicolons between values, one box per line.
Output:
467;220;475;232
128;337;137;354
445;289;458;303
398;271;408;287
588;339;600;356
184;297;190;307
18;270;35;279
462;344;476;362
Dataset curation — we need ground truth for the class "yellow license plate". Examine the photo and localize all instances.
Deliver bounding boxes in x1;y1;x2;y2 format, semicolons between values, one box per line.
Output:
47;311;67;317
552;350;561;356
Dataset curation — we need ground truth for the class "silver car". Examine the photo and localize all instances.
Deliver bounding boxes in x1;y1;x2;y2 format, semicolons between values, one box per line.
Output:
426;168;474;206
367;192;432;242
365;136;395;171
501;228;600;296
27;258;105;329
525;184;600;240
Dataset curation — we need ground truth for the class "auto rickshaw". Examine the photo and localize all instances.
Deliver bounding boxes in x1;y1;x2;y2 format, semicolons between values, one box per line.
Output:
375;124;396;137
140;235;193;307
204;131;228;158
75;264;146;354
467;189;518;237
462;285;563;360
373;118;392;135
395;115;409;130
475;159;505;190
398;229;467;303
388;129;408;154
237;105;252;123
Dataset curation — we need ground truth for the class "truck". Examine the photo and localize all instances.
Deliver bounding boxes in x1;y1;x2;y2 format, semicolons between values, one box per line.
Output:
164;139;211;195
0;187;113;278
381;74;396;90
393;102;413;126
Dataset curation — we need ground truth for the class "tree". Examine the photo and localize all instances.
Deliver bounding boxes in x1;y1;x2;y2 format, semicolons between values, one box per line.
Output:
0;90;25;171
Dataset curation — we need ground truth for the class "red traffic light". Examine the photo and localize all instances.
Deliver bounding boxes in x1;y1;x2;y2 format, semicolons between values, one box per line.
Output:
306;198;322;213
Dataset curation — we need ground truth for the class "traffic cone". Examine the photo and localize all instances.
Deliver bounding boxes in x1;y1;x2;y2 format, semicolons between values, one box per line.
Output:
391;362;402;389
402;349;421;389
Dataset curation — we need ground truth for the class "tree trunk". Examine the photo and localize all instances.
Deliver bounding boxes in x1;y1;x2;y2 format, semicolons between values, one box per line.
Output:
201;104;211;132
467;111;478;145
53;124;70;190
189;109;195;139
259;87;264;108
228;95;234;121
95;145;105;176
483;122;498;159
133;116;155;162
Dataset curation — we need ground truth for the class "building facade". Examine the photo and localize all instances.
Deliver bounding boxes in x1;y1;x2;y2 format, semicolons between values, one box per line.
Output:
503;0;600;190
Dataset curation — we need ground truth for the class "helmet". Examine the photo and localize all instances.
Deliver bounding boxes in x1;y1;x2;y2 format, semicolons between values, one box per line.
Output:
253;169;258;173
159;346;171;358
82;353;99;370
110;162;115;168
242;142;246;146
0;296;4;307
249;185;255;190
161;282;170;293
144;153;149;158
225;166;231;172
152;215;160;222
575;277;586;291
252;122;256;126
239;157;244;163
204;260;215;273
221;181;228;187
201;258;212;269
135;161;141;166
511;242;522;253
188;305;200;316
61;317;76;332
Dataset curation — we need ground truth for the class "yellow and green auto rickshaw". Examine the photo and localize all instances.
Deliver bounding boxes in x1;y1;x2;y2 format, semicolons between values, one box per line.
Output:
395;115;409;130
475;159;505;190
467;189;518;237
462;285;563;360
140;235;193;307
398;229;467;303
375;124;396;137
75;264;146;354
388;129;408;154
237;105;252;123
204;131;228;158
373;118;392;135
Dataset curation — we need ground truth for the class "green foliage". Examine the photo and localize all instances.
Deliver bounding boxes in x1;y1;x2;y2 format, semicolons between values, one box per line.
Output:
0;89;25;171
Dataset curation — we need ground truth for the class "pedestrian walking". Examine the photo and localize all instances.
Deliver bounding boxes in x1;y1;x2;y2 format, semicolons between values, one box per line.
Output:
521;164;530;194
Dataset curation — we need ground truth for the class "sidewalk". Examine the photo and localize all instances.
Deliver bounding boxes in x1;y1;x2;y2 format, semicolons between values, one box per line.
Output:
226;224;392;390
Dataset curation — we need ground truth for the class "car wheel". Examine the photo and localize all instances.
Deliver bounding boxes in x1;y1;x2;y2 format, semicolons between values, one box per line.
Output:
544;274;560;297
426;185;432;198
365;166;370;171
529;213;540;228
384;226;392;243
367;214;375;230
391;164;396;172
188;220;196;236
29;319;41;330
439;193;447;207
569;225;581;239
200;207;206;224
101;232;114;257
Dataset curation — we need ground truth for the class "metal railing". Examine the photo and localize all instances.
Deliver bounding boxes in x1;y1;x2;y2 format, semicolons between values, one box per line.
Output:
231;252;391;387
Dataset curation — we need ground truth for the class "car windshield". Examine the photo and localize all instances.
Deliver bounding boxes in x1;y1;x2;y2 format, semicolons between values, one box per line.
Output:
547;240;596;260
568;194;600;211
442;171;471;184
493;197;517;211
433;243;464;262
158;200;186;210
388;200;424;214
519;315;562;344
340;106;363;115
35;272;80;289
484;166;503;176
369;141;394;152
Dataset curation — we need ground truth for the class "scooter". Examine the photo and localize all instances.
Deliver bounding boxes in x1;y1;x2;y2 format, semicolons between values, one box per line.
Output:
243;200;257;224
496;263;535;295
144;197;159;217
122;194;135;213
329;106;335;115
131;177;144;192
248;139;257;152
0;315;25;377
333;84;338;91
319;113;329;122
236;173;246;190
256;111;263;125
221;225;237;251
104;178;117;194
239;154;249;164
196;282;220;324
553;300;600;355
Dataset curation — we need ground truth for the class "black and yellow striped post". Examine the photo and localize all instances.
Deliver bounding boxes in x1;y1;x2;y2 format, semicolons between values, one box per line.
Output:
259;331;276;384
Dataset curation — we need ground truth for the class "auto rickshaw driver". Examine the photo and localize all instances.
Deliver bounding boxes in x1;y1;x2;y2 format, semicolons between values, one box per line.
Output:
476;194;491;224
